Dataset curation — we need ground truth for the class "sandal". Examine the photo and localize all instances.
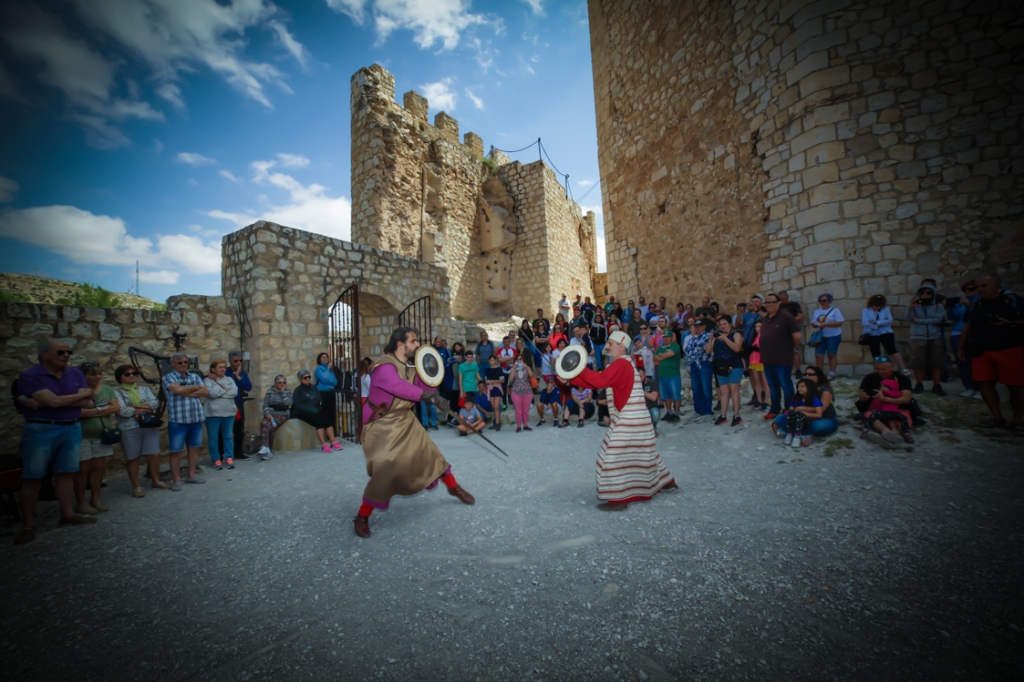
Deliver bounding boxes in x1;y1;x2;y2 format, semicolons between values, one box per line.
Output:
978;417;1007;429
133;487;146;498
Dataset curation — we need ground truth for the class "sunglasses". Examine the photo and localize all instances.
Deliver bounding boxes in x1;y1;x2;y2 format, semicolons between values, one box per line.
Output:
81;361;99;368
121;371;138;377
275;380;287;385
54;349;72;356
873;356;890;362
301;376;311;380
818;298;830;303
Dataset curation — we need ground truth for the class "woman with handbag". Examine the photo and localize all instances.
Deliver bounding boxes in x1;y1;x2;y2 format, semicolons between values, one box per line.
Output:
115;364;167;497
204;359;239;469
811;293;845;380
705;315;745;427
76;362;120;512
508;354;536;432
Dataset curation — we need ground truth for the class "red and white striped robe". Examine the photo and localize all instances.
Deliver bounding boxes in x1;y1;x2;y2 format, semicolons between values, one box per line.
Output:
572;357;675;504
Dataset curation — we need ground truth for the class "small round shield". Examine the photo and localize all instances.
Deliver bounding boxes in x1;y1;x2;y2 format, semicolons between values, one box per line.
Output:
556;345;587;381
415;345;444;388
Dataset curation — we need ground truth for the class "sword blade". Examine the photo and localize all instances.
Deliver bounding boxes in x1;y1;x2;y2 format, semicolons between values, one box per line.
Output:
453;413;510;457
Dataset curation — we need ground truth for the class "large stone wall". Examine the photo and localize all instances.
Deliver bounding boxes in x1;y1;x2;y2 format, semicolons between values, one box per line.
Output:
0;296;239;458
589;0;1024;369
350;64;597;321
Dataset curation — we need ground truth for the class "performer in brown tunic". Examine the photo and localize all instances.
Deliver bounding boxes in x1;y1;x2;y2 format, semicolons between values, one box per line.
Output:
354;327;475;538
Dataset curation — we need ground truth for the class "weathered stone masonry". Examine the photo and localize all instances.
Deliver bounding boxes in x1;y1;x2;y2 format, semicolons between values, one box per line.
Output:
589;0;1024;370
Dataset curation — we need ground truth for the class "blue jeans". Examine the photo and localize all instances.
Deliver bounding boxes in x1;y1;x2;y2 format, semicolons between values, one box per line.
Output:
690;362;714;415
205;416;235;463
420;402;437;428
168;421;204;452
19;422;82;479
593;344;606;369
774;413;838;436
763;363;795;414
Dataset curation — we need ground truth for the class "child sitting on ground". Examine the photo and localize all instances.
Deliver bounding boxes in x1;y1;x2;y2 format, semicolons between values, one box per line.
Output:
784;378;823;448
869;378;901;413
457;395;486;436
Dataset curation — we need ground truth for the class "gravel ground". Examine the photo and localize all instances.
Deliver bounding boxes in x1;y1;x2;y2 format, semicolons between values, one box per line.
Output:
2;378;1023;682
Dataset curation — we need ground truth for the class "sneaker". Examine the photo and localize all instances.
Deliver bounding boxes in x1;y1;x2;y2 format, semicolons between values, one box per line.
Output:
331;441;344;451
903;433;915;444
801;435;814;447
184;477;206;485
496;423;502;431
577;419;584;428
747;396;759;406
958;389;977;398
561;419;569;428
488;423;498;430
731;415;743;427
235;452;252;461
214;460;224;471
598;421;607;427
321;443;332;453
714;415;727;426
773;423;786;438
171;482;183;492
931;384;945;397
852;413;865;422
536;419;545;427
225;458;235;470
258;445;270;455
867;431;897;450
516;426;522;433
459;431;467;437
260;450;273;461
784;433;794;445
827;372;836;381
758;403;769;412
901;369;913;376
524;426;533;431
714;402;722;412
913;383;924;394
790;436;801;448
763;413;777;420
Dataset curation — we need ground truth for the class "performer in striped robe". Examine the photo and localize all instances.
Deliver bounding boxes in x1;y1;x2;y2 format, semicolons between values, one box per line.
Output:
569;330;677;511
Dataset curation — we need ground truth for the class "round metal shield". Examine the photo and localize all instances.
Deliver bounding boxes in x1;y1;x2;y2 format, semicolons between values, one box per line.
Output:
415;345;444;388
555;345;587;381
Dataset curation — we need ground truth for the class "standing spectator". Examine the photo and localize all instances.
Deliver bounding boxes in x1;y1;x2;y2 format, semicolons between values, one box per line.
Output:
747;320;768;410
114;364;165;497
358;357;373;409
907;283;946;395
581;296;596;323
549;323;568;350
590;311;608;369
497;335;517;406
444;342;466;426
631;323;655;373
475;331;495;367
515;338;536;373
558;294;571;320
483;355;505;431
75;362;118;514
432;337;455;426
683;318;715;417
706;315;744;427
653;330;681;422
534;309;551;334
777;290;805;378
639;366;661;436
314;352;343;447
811;293;845;380
627;308;644;338
604;296;617;316
554;312;570;334
258;375;292;460
760;294;802;419
695;296;714;318
519;320;537;357
570;323;596;367
957;274;1024;434
227;352;252;460
458;350;481;401
14;340;96;544
611;298;624;323
293;369;345;450
643;303;658;323
672;302;687;327
570;305;585;330
732;302;749;334
534;319;550;353
162;353;208;490
607;313;623;335
204;359;239;469
948;281;978;398
861;295;907;372
508;354;535;432
538;341;556;383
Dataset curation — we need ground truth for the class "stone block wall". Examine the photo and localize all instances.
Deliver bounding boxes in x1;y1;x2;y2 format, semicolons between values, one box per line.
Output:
0;297;239;458
589;0;1024;371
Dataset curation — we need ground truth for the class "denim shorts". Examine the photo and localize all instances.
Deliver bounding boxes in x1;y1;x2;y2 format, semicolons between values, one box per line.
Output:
168;421;204;452
815;334;842;355
721;367;745;385
19;422;82;479
658;375;682;401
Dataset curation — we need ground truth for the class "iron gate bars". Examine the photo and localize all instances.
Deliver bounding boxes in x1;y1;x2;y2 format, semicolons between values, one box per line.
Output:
329;284;361;442
397;295;432;344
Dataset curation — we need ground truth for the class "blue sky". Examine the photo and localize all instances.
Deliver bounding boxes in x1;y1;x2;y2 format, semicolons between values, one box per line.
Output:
0;0;605;304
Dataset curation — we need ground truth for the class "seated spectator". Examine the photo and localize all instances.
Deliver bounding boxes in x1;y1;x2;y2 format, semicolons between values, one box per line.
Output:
567;385;594;427
15;339;97;544
75;362;119;514
293;369;344;451
861;294;908;373
259;375;292;460
595;387;611;427
549;323;568;350
474;390;494;422
114;364;166;497
204;359;239;469
555;371;573;428
811;293;844;380
457;399;486;436
707;314;744;427
772;365;838;440
607;313;623;335
537;377;561;426
957;274;1024;434
947;281;978;398
162;353;208;490
856;358;914;449
907;283;946;395
639;366;661;436
782;379;824;448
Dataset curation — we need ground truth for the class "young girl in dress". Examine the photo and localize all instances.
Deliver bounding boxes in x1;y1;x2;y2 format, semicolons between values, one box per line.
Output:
747;319;768;410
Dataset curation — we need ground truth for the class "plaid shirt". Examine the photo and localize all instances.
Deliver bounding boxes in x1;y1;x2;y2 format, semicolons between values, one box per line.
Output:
683;332;713;367
162;371;206;424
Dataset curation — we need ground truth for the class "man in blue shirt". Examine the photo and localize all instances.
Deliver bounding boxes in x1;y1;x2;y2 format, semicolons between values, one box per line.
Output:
475;331;495;367
227;352;253;460
162;353;208;491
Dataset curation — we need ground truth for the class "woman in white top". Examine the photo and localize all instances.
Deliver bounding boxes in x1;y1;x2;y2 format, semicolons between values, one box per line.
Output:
204;359;239;470
811;293;845;380
861;294;908;373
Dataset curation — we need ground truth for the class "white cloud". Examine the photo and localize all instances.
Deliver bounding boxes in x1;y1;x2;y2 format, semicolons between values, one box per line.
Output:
329;0;499;51
208;158;351;241
219;169;241;183
155;83;185;109
577;179;594;188
0;61;25;102
187;178;199;186
470;37;498;72
138;269;179;284
0;176;19;203
0;205;223;281
420;77;457;112
154;138;164;154
177;152;216;166
520;0;545;16
268;20;310;69
464;87;484;110
277;153;310;168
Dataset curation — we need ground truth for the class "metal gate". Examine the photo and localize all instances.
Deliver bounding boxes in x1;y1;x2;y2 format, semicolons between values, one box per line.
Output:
397;295;432;344
329;284;360;442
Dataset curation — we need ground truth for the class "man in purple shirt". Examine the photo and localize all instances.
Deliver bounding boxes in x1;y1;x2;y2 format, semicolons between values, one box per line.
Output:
15;339;99;544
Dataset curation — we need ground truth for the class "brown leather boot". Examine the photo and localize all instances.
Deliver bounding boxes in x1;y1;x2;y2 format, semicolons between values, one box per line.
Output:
353;515;371;538
447;485;475;505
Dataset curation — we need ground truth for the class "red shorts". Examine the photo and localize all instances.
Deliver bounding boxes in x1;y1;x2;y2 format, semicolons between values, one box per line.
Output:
971;347;1024;386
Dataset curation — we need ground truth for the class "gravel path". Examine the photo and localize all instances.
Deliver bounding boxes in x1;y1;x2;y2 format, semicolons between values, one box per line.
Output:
3;380;1023;682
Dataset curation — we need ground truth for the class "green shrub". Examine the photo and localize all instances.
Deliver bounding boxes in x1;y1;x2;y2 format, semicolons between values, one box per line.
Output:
73;283;121;308
0;290;31;303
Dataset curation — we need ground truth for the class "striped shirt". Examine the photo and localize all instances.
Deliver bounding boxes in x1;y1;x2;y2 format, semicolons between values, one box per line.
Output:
162;371;206;425
683;332;713;366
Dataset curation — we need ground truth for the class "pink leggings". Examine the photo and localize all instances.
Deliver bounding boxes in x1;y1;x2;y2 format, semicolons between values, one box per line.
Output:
510;391;533;427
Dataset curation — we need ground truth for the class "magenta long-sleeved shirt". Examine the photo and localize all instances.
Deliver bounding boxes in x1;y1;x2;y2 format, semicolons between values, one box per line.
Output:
362;362;429;423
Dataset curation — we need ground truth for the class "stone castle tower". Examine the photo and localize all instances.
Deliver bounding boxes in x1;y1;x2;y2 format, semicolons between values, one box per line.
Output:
350;64;598;321
589;0;1024;368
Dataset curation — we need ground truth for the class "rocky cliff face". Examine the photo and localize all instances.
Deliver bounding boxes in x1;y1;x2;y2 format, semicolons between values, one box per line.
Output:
0;273;162;309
